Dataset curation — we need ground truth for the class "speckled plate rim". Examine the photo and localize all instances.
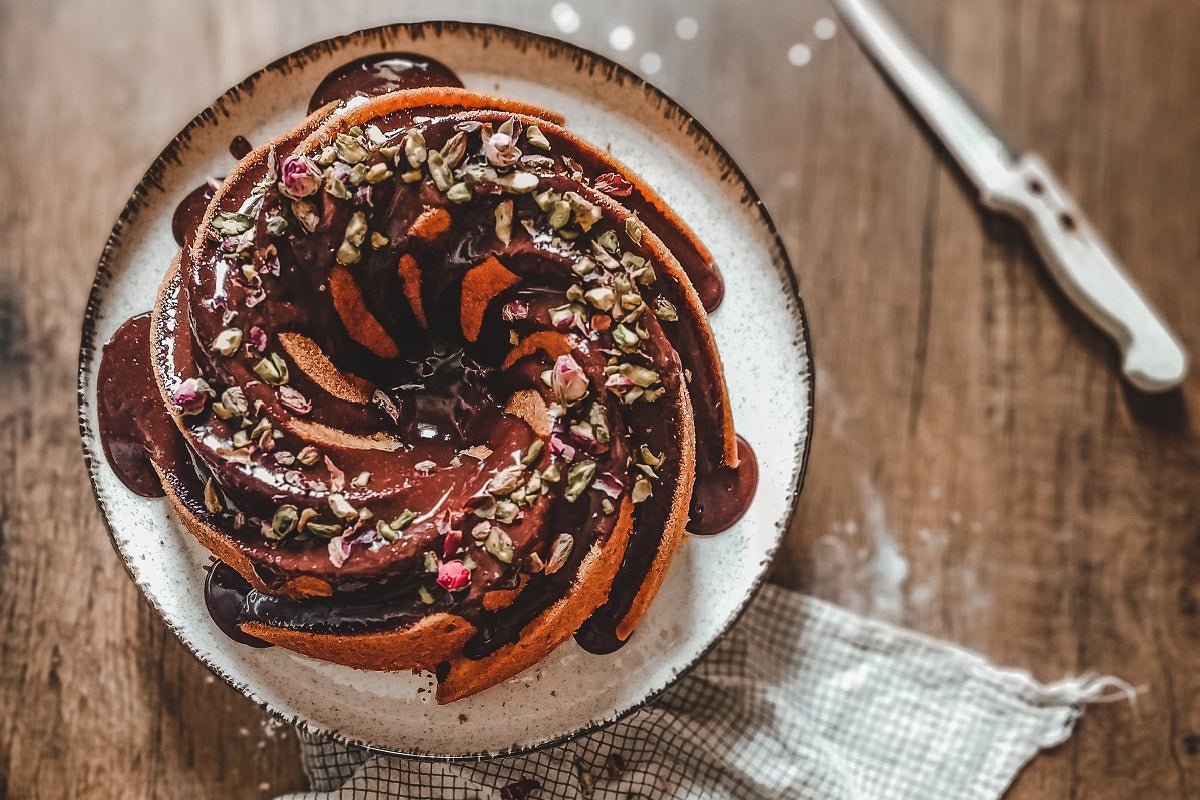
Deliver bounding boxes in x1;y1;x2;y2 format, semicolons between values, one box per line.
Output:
77;21;815;761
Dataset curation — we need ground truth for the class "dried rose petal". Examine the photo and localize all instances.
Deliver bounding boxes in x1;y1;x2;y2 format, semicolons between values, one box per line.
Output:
171;377;214;416
436;559;471;591
279;155;321;199
549;434;576;462
278;385;312;414
247;325;268;353
442;529;462;559
502;300;530;321
594;172;634;197
593;473;624;499
483;132;521;167
327;534;351;568
551;354;588;406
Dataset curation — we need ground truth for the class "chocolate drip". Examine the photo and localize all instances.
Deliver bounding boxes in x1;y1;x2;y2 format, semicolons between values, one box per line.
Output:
204;563;271;646
96;314;173;497
690;435;758;535
308;52;464;113
171;179;220;248
229;135;253;160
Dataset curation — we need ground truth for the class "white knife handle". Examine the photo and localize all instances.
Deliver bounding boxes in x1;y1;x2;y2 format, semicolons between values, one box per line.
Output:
982;154;1187;392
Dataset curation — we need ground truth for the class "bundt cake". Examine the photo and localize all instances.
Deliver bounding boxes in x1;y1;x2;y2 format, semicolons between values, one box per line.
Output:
97;54;749;703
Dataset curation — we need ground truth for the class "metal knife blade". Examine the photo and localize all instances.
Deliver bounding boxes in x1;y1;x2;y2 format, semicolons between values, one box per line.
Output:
832;0;1188;392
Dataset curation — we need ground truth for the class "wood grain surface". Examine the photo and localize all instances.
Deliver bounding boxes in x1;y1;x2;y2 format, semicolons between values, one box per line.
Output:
2;1;1197;797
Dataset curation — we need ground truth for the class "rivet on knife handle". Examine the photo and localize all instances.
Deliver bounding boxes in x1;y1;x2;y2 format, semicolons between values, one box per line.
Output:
983;155;1188;392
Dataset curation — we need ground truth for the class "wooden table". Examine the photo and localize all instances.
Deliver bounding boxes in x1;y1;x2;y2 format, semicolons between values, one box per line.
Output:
2;1;1197;796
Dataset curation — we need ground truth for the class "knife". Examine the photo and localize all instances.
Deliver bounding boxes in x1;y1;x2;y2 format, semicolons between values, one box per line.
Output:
832;0;1188;392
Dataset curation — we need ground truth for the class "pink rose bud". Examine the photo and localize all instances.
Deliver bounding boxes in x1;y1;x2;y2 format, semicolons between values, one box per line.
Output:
437;560;471;591
171;377;214;416
551;354;589;406
483;132;521;167
279;155;322;199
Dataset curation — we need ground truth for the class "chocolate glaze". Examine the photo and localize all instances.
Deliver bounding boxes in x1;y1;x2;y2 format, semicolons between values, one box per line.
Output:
97;314;174;497
308;52;464;113
171;178;220;248
690;435;758;535
98;53;760;676
205;563;271;646
229;135;253;160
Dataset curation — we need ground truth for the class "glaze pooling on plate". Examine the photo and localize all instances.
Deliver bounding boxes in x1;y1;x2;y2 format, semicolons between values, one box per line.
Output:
79;22;811;756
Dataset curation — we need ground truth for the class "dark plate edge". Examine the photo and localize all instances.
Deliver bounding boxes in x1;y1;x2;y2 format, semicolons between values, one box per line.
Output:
76;19;816;762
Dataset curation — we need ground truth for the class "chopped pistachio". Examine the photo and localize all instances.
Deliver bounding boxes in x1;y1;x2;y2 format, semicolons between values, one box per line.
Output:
534;190;561;212
601;498;616;514
564;192;602;232
632;475;653;503
401;168;424;183
544;533;574;575
572;256;597;278
525;125;551;150
541;462;562;483
415;459;437;474
315;146;338;166
654;299;678;321
563;459;597;502
220;387;248;418
344;211;368;246
306;522;342;539
446;182;472;204
291;200;320;233
266;214;288;236
351;471;371;488
625;216;643;244
623;363;660;387
365;162;393;184
489;464;526;496
270;505;299;539
596;230;620;253
211;211;254;236
494;171;539;194
297;445;320;466
484;527;515;563
589;403;611;443
253;352;289;385
370;231;389;248
418;586;436;605
494;500;518;524
327;493;358;520
379;144;401;160
375;519;400;543
495;199;514;245
612;324;639;350
347;163;368;186
441;131;468;168
336;240;360;265
297;507;318;532
391;509;417;530
324;172;351;200
547;199;571;229
424;550;441;572
210;327;243;357
403;129;427;167
584;286;616;311
334;132;369;164
521;439;544;465
426;150;454;192
639;445;665;468
203;479;223;513
231;429;252;449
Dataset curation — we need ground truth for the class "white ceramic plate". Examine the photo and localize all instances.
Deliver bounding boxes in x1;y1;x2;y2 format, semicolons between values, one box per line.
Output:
78;22;813;758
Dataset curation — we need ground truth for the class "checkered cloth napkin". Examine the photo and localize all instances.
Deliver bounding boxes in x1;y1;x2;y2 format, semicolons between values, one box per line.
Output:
277;584;1130;799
